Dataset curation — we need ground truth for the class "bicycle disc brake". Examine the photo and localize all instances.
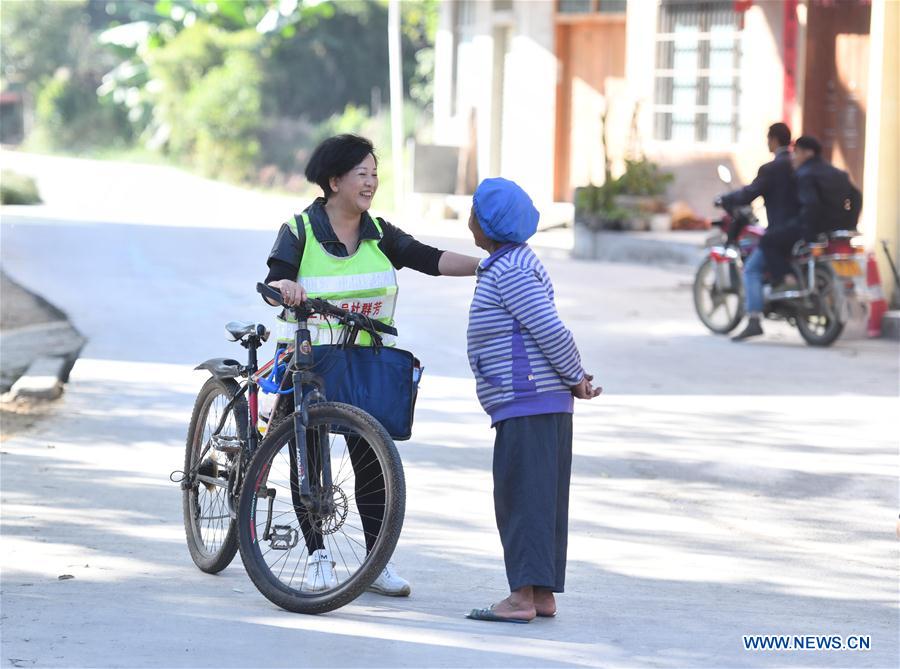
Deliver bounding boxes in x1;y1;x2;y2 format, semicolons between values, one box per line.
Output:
313;485;349;535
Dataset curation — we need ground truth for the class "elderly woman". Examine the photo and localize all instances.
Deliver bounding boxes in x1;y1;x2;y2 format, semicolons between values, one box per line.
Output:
464;178;601;623
264;134;480;595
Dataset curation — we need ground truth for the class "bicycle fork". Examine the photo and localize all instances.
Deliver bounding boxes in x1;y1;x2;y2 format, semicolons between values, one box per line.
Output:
260;323;334;547
292;324;333;511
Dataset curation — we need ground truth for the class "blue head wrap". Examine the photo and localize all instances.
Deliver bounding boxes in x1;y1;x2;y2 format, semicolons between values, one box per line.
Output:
472;177;539;244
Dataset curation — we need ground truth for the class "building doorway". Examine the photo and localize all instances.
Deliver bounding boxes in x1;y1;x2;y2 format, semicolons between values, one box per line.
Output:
553;13;626;201
802;0;871;188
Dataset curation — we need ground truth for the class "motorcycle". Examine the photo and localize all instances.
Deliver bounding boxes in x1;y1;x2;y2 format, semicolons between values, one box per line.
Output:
693;165;864;346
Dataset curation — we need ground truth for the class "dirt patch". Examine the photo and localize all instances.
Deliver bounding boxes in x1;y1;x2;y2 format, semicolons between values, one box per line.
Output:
1;271;64;330
0;396;54;441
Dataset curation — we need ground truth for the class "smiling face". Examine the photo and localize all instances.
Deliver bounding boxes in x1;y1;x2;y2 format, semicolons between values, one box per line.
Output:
329;153;378;213
468;208;494;252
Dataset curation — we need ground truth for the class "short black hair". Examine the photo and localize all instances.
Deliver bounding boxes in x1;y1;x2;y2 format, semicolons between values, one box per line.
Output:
767;122;791;147
305;134;377;198
794;135;822;156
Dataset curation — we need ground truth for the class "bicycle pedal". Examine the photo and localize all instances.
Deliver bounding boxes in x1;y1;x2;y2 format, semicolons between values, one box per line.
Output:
211;434;243;454
269;525;299;551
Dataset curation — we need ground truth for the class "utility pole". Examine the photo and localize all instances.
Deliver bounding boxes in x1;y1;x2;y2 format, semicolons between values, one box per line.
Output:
388;0;404;215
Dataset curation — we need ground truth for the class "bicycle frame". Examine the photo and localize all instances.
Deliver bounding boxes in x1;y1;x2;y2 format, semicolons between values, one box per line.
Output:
189;283;398;534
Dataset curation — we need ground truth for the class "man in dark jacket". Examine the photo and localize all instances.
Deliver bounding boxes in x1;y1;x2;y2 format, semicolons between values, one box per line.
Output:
726;123;801;341
791;135;862;239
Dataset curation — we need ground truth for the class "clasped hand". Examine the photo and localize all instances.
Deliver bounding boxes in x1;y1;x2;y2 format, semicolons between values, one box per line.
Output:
572;373;602;400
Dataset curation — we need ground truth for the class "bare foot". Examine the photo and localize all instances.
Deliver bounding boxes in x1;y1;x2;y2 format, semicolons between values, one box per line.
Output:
533;588;556;617
490;596;536;622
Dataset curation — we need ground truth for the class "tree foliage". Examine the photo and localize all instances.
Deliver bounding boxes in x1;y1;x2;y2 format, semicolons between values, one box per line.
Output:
0;0;90;91
2;0;439;181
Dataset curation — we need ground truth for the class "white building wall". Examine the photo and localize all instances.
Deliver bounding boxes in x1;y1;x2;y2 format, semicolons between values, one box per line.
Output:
433;0;492;149
432;0;557;205
626;0;787;220
434;0;788;217
498;1;556;203
736;2;786;174
432;1;455;143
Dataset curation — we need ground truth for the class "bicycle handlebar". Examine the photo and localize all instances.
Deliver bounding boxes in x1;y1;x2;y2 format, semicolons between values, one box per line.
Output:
255;282;398;338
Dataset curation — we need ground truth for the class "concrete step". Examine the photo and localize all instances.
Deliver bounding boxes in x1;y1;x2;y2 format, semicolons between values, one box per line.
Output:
8;356;68;400
573;226;711;266
0;320;86;394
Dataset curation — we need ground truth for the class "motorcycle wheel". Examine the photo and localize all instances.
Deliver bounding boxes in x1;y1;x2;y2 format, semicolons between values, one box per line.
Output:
693;257;744;334
796;265;844;347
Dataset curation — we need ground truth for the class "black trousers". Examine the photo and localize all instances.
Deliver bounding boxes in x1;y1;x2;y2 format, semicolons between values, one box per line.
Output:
493;412;573;593
292;432;385;554
759;224;804;283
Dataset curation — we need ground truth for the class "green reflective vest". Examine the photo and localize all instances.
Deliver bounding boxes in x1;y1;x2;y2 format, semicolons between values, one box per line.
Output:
276;212;398;346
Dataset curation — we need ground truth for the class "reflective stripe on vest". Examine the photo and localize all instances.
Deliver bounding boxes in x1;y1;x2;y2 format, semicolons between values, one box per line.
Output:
278;212;398;346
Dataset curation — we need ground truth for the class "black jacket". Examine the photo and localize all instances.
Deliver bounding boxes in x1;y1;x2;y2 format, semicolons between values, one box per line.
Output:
721;149;799;230
265;198;446;287
795;157;861;238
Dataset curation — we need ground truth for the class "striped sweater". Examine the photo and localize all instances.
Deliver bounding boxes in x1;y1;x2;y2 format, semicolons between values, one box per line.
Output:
467;243;585;425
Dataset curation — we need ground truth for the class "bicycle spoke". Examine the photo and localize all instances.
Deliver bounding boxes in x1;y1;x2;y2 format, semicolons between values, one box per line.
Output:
240;403;403;610
327;532;356;584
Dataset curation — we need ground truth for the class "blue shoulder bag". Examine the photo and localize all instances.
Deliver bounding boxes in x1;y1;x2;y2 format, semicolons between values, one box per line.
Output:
310;345;421;441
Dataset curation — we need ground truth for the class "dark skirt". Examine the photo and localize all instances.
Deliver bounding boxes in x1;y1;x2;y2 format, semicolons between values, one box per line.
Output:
493;412;573;593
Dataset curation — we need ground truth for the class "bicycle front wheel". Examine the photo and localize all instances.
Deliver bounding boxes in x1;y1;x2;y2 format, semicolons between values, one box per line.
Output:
693;257;744;334
237;402;405;614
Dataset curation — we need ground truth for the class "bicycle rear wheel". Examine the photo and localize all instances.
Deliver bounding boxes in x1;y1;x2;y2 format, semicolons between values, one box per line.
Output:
182;376;247;573
237;402;405;614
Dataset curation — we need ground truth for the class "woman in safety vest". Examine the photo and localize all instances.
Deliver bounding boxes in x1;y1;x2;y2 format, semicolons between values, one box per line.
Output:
263;134;480;596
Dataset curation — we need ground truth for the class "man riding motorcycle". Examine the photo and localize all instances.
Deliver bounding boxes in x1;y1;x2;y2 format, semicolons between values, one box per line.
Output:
718;123;800;341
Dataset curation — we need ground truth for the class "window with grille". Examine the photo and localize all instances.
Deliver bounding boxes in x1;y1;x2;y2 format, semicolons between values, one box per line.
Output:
557;0;627;14
653;1;742;143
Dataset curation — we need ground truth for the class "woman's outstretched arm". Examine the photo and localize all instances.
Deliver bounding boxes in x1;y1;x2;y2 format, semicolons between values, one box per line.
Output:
379;219;479;276
438;251;480;276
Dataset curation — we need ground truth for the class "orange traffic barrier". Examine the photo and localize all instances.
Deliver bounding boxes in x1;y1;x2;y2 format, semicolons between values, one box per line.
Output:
866;252;887;337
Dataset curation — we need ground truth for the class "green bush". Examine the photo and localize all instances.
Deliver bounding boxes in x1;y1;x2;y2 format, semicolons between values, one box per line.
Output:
616;158;674;197
33;69;133;150
574;183;630;224
0;170;42;205
185;52;262;179
0;0;89;94
576;157;673;220
150;23;263;179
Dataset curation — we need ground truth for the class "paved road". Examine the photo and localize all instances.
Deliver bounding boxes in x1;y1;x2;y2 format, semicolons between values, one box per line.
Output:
1;153;898;668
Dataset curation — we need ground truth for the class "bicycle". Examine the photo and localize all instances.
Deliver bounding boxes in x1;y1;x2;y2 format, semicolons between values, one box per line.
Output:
179;282;405;614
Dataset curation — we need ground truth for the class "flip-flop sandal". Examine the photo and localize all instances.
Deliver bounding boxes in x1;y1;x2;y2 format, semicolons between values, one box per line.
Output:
466;606;531;624
536;611;557;618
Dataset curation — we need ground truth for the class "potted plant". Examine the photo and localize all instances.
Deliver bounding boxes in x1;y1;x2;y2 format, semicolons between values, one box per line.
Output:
575;157;673;232
574;182;631;231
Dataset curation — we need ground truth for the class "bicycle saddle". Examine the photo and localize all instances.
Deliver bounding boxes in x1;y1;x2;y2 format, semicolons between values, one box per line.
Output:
225;321;267;342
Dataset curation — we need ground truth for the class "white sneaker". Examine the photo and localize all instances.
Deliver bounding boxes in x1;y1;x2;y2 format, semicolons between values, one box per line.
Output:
302;549;337;591
367;563;411;597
